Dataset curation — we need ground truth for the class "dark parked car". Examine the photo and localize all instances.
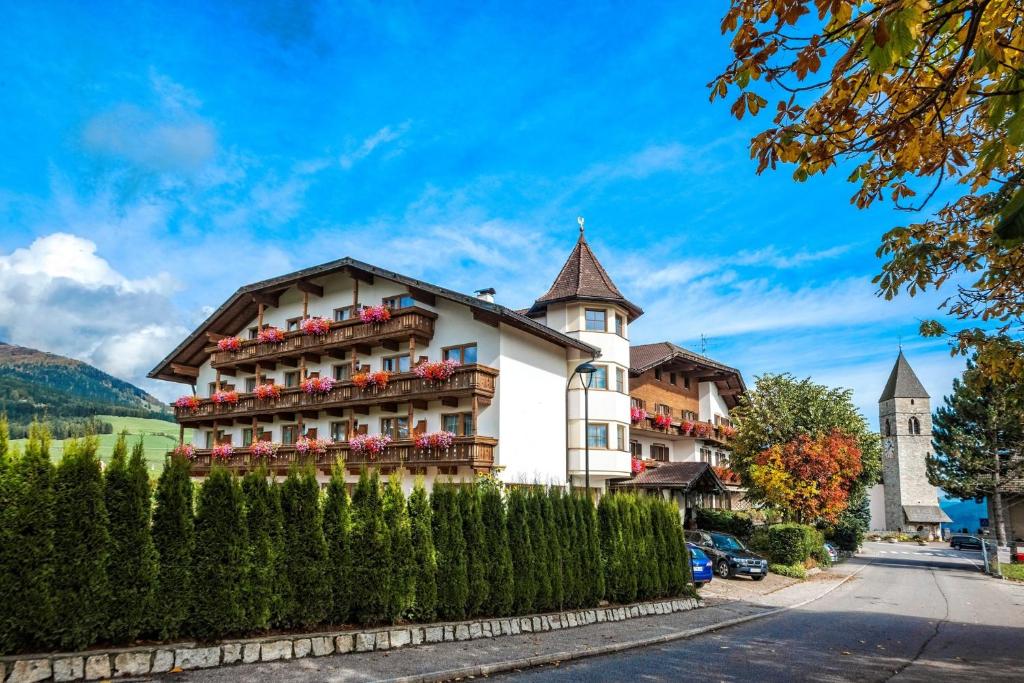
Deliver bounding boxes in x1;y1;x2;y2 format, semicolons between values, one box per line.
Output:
685;530;768;580
686;542;714;588
949;534;983;551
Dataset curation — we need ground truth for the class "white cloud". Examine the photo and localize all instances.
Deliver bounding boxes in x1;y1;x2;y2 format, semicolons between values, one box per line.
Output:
339;121;411;169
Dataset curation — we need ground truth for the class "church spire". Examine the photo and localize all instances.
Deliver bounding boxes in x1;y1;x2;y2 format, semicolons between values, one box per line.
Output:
879;350;929;402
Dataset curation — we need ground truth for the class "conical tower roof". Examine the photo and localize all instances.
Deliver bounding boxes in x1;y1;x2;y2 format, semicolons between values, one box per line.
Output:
527;227;643;320
879;351;929;402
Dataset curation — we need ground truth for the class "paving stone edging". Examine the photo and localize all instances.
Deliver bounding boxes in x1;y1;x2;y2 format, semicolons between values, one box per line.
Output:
0;597;702;682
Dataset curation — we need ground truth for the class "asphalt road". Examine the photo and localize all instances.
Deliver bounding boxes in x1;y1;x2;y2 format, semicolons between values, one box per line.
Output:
499;542;1024;682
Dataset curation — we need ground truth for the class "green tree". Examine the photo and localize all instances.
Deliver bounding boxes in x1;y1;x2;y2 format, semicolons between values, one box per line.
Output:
278;467;330;628
541;490;564;610
242;469;282;631
1;422;55;652
479;482;513;616
350;469;390;625
527;489;553;611
105;436;158;643
431;483;468;620
322;466;352;625
930;357;1024;546
580;495;605;605
506;487;535;614
0;415;13;654
458;485;488;617
52;436;110;650
407;480;438;621
192;467;248;638
384;475;414;622
152;454;195;640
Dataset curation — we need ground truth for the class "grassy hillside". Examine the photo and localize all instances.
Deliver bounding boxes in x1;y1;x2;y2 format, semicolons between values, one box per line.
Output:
9;415;191;476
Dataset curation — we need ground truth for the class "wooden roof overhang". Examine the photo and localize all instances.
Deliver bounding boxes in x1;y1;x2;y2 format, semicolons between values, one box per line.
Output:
629;343;746;409
612;461;726;494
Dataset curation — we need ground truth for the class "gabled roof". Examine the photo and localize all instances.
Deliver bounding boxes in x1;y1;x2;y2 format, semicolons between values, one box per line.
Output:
613;461;725;492
629;341;746;408
879;351;929;402
149;257;598;384
527;230;643;321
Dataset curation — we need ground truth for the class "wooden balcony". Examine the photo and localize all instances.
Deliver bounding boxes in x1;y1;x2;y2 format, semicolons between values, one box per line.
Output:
175;364;498;424
210;307;437;371
181;435;497;476
631;416;734;446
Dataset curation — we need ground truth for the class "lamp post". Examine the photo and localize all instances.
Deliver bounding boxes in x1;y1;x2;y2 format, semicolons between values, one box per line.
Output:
570;362;598;494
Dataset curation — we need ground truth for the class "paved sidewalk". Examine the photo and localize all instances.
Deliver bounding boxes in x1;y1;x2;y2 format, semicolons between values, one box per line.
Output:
156;562;865;683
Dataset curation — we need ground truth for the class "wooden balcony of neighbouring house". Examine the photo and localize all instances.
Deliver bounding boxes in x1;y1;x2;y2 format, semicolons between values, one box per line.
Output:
174;363;498;424
179;435;497;476
208;306;438;371
630;415;735;447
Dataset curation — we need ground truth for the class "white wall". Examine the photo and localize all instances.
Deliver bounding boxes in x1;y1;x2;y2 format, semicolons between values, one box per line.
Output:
698;381;730;423
868;484;887;531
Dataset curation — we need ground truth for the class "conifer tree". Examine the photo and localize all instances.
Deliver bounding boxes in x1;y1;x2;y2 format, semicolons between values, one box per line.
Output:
479;482;513;616
383;475;414;622
634;500;656;600
408;480;437;621
431;483;468;620
579;494;604;606
0;415;17;654
350;469;390;625
279;467;330;628
242;469;281;631
558;493;580;608
192;467;247;638
506;486;535;614
322;466;352;625
598;494;626;603
542;490;564;610
459;485;488;617
527;489;552;611
52;436;110;650
152;453;194;640
105;436;158;643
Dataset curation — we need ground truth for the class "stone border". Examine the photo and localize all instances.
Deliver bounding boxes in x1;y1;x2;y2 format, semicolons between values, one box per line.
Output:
1;597;702;682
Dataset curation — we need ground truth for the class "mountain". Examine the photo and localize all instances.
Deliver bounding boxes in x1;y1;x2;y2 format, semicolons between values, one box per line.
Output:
0;342;171;436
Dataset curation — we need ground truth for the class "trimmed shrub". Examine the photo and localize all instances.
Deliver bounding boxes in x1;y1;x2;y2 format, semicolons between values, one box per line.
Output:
350;469;390;625
105;436;158;643
192;467;248;638
384;476;414;622
542;491;565;610
527;489;553;611
765;523;823;566
52;437;110;651
432;484;468;621
554;493;579;608
152;454;194;640
242;468;282;631
458;485;488;617
769;562;806;579
578;494;604;607
408;481;438;621
479;482;513;616
279;468;331;628
322;467;352;625
0;416;14;654
506;486;535;614
695;508;754;539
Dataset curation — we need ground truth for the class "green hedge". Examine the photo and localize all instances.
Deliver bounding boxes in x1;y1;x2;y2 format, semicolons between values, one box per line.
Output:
695;508;754;539
765;523;825;566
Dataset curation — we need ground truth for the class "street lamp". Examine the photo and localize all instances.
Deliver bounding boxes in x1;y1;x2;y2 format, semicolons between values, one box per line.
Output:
570;362;598;494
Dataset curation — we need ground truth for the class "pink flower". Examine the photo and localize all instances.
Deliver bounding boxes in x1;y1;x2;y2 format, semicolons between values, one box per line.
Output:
211;390;239;405
212;443;234;460
681;421;694;435
295;436;331;456
692;422;712;438
414;359;460;383
415;431;456;450
631;456;646;474
172;444;196;460
250;441;281;458
300;317;331;336
300;376;335;395
654;413;672;429
254;383;282;400
359;305;392;324
257;326;286;344
174;395;201;412
630;407;647;423
349;434;392;457
217;337;242;352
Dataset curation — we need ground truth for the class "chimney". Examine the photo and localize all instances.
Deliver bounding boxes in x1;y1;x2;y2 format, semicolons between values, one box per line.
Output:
474;287;496;303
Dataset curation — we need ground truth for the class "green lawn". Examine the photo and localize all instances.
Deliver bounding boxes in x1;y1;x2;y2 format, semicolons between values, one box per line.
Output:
10;415;190;476
1002;563;1024;582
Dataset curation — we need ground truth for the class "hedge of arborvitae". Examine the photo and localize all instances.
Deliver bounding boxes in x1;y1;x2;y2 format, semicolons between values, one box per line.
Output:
0;421;694;655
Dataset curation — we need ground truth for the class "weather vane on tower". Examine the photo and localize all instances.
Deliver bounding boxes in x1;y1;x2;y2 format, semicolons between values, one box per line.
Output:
577;215;585;234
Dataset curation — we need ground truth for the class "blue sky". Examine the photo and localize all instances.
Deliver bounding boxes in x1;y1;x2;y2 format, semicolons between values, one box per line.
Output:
0;1;965;419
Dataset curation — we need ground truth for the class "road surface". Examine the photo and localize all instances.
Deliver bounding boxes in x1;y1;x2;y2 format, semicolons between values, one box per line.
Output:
498;542;1024;682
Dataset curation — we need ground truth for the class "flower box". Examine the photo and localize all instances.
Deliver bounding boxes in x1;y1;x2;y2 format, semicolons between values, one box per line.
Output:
217;337;242;352
630;407;648;423
352;370;390;390
211;444;234;460
211;390;239;405
680;421;694;436
719;425;737;439
300;317;331;336
414;359;460;383
254;383;282;401
415;430;455;451
250;441;281;459
174;395;201;412
631;456;646;474
654;413;673;429
359;304;392;324
692;422;712;438
172;443;196;460
257;326;286;344
349;434;392;457
295;436;331;456
301;376;335;395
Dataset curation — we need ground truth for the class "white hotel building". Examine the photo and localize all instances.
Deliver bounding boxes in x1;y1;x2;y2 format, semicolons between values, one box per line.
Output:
152;228;745;505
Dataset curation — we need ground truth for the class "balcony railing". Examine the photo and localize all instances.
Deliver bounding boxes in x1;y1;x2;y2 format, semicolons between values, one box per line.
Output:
180;435;497;475
175;364;498;423
631;416;735;445
210;307;437;370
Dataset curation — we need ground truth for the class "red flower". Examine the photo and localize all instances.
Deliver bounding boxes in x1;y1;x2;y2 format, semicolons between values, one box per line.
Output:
654;413;673;429
631;457;646;474
217;337;242;352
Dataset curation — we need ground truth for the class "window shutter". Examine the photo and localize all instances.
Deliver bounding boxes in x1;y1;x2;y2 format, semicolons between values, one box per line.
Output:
305;427;317;439
415;420;427;435
358;424;368;435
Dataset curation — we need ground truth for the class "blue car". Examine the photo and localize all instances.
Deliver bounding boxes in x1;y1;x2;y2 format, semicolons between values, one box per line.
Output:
687;542;714;588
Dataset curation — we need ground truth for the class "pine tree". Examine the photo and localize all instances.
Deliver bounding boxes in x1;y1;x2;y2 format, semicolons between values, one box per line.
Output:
432;483;468;620
279;467;331;628
350;469;390;625
0;415;17;654
105;436;158;643
506;487;535;614
479;482;513;616
634;500;656;600
557;494;580;609
322;467;352;625
152;453;195;640
598;494;625;603
579;495;604;606
383;475;414;622
459;485;488;617
52;436;110;650
527;489;552;611
408;481;438;621
542;490;564;610
242;468;281;631
192;468;247;638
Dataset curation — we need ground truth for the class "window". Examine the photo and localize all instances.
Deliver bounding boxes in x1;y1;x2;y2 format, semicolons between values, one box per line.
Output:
651;444;670;462
585;308;607;331
615;313;625;336
630;440;642;458
656;403;671;416
442;412;474;436
383;294;414;310
284;371;300;388
333;306;355;322
245;377;257;393
684;376;691;389
443;344;478;364
282;425;299;445
615;367;625;393
670;372;677;385
683;410;697;422
332;364;351;381
248;326;259;340
885;419;891;436
617;424;626;451
242;428;253;447
587;423;609;448
590;365;608;389
909;417;921;435
699;447;712;463
208;382;218;396
381;416;410;439
286;317;302;332
382;354;411;373
654;369;662;381
330;422;347;442
630;397;645;410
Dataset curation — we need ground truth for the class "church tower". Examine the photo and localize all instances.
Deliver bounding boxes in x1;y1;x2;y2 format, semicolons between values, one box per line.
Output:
877;351;950;536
